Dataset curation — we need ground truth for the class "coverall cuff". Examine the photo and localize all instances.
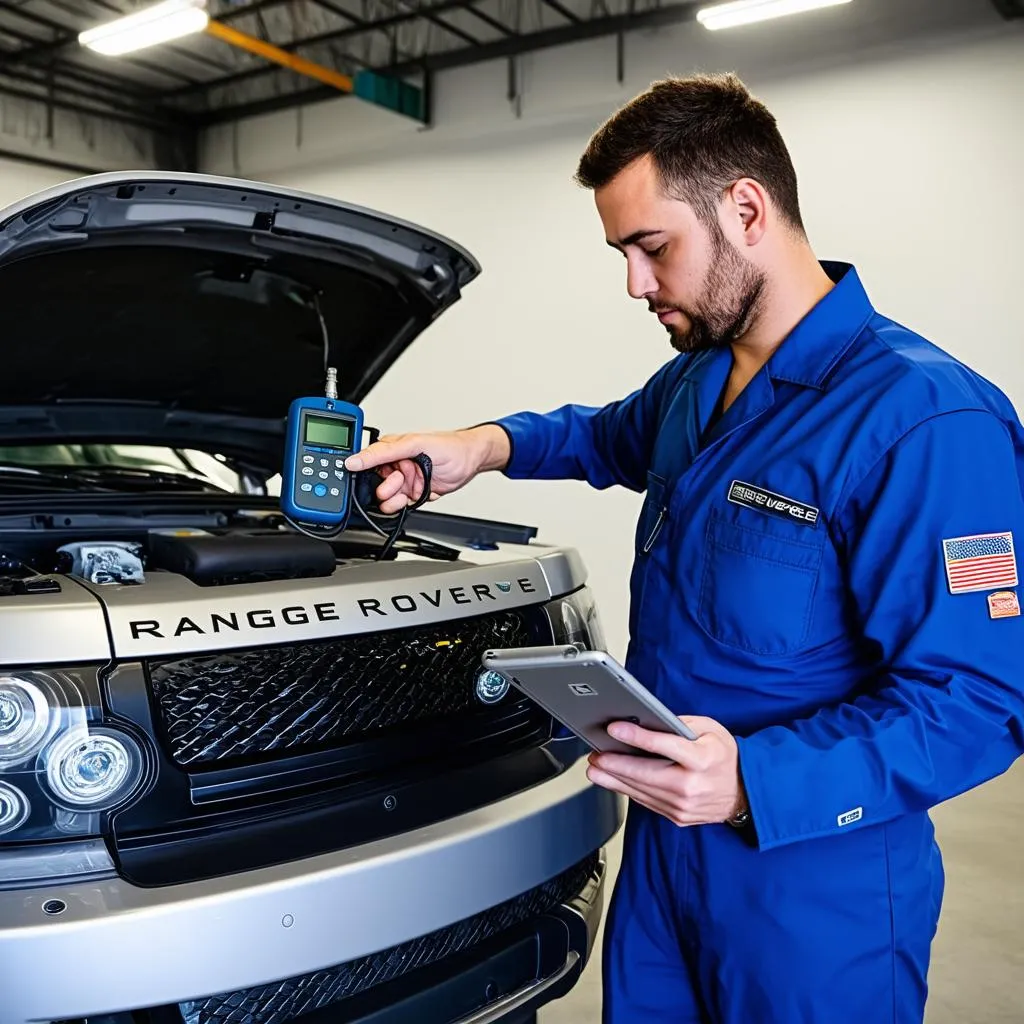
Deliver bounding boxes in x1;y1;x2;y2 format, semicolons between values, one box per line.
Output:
488;414;538;478
734;735;787;852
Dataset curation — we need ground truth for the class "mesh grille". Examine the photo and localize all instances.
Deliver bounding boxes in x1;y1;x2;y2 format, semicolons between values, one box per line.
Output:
178;852;598;1024
148;610;537;767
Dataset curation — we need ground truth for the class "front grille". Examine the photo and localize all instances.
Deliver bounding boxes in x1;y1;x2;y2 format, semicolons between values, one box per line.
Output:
147;609;542;768
177;852;599;1024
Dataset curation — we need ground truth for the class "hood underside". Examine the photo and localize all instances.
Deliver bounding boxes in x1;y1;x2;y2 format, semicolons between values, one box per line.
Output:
0;172;480;472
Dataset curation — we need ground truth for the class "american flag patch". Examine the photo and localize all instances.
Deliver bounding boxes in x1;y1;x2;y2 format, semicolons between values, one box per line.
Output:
943;532;1018;595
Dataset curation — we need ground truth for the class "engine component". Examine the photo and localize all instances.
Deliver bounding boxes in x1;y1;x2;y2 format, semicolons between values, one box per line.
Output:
57;541;144;585
147;530;336;587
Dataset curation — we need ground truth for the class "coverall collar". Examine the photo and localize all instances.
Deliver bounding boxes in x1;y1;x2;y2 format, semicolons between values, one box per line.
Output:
765;261;875;390
679;261;874;393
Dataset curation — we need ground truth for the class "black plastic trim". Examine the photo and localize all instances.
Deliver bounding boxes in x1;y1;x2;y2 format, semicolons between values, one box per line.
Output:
113;743;563;887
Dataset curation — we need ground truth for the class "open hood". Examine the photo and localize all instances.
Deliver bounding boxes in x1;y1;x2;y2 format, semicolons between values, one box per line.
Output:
0;172;480;474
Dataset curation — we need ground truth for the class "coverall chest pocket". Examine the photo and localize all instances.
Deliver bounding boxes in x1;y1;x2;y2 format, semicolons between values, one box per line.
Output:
697;514;824;656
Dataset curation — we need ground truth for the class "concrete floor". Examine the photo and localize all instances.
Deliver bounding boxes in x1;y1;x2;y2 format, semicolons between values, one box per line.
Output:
541;759;1024;1023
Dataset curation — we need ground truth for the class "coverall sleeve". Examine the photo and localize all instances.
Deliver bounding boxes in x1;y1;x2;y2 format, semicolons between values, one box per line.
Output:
735;408;1024;851
492;356;686;492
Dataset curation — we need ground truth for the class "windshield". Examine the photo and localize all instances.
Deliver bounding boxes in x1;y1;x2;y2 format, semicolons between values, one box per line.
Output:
0;444;254;493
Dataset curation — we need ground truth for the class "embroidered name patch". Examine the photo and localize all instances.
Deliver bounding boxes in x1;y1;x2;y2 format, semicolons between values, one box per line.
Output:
942;532;1018;595
727;480;819;528
988;591;1020;620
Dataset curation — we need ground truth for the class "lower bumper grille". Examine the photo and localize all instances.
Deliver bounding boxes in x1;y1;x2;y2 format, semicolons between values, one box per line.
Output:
147;609;544;769
178;851;600;1024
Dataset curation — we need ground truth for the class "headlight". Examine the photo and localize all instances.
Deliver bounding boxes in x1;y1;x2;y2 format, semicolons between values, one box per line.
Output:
0;667;151;853
46;728;144;810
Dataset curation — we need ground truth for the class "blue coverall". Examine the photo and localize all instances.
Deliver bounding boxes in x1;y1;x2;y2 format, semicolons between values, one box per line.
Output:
495;263;1024;1023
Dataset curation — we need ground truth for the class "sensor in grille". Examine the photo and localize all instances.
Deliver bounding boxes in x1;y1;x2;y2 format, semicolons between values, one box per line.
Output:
148;610;539;767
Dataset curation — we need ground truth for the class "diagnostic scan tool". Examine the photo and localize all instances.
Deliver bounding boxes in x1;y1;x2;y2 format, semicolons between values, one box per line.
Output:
281;368;364;532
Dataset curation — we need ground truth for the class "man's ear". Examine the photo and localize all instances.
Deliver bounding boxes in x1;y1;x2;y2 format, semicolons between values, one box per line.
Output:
728;178;768;246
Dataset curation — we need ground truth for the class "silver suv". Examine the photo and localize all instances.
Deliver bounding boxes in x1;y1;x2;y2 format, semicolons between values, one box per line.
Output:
0;173;623;1024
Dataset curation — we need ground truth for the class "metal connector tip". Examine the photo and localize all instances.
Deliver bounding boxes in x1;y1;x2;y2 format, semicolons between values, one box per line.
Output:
325;366;338;400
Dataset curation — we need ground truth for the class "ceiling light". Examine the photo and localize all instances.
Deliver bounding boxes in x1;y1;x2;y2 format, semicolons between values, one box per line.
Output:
79;0;209;56
696;0;853;31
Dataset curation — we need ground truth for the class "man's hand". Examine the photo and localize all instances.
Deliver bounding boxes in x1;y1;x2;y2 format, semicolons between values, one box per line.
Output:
586;716;747;827
345;424;510;514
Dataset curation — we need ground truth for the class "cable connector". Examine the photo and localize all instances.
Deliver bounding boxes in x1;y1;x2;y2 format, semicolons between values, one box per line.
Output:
325;366;338;400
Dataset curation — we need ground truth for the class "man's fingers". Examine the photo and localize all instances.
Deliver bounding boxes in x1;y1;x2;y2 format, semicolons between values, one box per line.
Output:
586;765;699;826
589;750;678;789
375;469;407;502
605;720;711;769
346;436;424;473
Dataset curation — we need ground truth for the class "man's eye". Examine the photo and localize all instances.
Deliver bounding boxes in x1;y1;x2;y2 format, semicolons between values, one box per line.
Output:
644;244;667;258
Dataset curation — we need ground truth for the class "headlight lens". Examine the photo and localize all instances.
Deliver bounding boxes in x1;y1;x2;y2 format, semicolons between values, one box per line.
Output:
46;728;143;809
0;782;30;836
0;676;52;766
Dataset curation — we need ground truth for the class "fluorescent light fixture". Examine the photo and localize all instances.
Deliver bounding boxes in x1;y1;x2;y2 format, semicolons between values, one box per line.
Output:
79;0;209;56
696;0;853;31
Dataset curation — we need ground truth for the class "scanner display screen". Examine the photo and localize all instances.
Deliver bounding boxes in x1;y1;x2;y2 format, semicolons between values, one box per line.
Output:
304;414;353;450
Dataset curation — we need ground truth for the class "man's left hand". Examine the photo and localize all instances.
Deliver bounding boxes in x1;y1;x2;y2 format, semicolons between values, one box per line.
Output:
586;716;747;827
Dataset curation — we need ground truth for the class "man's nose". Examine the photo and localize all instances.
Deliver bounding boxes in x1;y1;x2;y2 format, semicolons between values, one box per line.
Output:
626;257;656;301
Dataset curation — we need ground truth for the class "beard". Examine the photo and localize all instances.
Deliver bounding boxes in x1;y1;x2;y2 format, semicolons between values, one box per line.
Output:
655;225;767;355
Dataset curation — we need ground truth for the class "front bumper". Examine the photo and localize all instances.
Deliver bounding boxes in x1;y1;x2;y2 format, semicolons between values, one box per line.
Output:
0;753;623;1024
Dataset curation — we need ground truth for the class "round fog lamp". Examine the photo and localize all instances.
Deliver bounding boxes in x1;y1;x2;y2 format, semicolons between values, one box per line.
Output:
475;669;511;705
0;781;31;836
0;677;51;765
47;729;141;809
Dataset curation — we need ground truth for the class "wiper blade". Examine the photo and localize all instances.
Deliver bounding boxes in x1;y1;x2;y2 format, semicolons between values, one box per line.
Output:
0;463;225;493
0;465;117;492
68;466;229;492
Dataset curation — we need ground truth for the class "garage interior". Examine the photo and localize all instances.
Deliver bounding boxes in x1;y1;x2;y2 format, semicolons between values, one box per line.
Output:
0;0;1021;1021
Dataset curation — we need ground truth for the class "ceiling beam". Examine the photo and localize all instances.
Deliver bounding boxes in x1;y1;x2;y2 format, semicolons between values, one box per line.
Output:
0;77;180;132
0;63;189;122
194;1;702;125
391;1;701;73
538;0;581;23
166;0;480;98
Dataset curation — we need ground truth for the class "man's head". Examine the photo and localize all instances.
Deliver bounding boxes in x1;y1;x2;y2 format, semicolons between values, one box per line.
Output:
576;74;805;353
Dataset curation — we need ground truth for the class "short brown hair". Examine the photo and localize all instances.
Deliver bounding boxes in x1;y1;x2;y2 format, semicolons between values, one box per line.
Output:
575;73;805;233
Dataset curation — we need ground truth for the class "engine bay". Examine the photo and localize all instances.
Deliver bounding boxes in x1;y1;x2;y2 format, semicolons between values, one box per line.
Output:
0;510;465;591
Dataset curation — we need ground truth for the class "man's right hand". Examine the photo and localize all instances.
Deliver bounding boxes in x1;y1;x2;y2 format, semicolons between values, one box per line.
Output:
344;424;511;514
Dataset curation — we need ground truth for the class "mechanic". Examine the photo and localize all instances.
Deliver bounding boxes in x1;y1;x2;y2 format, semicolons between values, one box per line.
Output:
345;73;1024;1023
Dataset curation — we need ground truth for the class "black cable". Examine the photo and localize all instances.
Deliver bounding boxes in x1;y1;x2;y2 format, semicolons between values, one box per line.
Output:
313;291;331;374
286;452;433;560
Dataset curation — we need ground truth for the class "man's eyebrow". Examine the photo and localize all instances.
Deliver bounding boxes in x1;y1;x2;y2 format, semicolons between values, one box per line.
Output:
606;229;664;250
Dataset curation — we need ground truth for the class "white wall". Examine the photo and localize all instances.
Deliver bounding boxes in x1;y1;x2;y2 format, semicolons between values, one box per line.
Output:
201;0;1024;659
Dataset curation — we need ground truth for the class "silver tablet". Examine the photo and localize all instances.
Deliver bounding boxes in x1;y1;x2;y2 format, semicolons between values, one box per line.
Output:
480;644;698;756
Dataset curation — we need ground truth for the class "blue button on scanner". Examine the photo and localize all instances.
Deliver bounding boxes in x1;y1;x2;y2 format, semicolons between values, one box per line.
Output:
314;483;328;497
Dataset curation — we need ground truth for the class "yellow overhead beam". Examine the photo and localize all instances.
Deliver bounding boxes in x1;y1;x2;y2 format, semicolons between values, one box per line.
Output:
204;20;353;92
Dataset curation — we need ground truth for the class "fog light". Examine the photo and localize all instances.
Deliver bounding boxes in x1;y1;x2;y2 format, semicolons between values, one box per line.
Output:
475;669;510;704
0;677;51;766
46;728;142;809
0;782;30;836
